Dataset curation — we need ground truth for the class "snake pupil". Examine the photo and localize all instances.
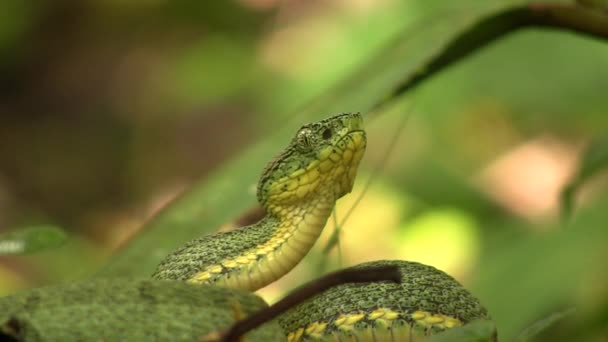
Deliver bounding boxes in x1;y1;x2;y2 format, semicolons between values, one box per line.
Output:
322;128;332;140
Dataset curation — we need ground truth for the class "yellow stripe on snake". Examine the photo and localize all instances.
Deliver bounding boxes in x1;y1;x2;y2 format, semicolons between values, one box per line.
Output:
0;113;494;341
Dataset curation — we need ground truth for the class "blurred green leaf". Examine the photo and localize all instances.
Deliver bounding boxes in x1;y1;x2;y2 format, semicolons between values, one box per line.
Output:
0;226;67;255
165;35;257;108
0;1;35;53
473;195;608;340
561;136;608;218
515;308;576;342
426;320;497;342
577;0;608;10
99;0;522;278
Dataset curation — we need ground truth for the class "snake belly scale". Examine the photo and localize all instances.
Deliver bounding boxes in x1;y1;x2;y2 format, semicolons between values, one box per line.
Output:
152;113;367;292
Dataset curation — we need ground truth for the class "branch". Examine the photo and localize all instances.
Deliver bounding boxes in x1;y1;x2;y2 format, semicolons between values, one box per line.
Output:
373;3;608;110
219;265;401;342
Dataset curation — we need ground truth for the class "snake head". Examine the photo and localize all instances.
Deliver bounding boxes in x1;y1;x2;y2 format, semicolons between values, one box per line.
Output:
257;113;366;210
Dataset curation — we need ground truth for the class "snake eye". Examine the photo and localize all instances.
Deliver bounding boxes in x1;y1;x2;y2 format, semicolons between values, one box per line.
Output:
296;128;313;151
322;128;332;140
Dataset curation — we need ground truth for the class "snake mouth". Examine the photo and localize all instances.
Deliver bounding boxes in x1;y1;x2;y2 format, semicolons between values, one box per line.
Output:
343;112;363;130
337;113;365;147
345;129;366;137
332;131;365;157
335;129;366;152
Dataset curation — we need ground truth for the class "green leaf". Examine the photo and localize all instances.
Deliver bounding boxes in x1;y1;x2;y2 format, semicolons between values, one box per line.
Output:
473;194;608;340
561;136;608;218
426;320;497;342
515;308;576;342
0;225;67;255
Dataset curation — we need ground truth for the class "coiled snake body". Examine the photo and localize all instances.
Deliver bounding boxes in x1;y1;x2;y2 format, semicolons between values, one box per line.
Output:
0;113;493;341
279;260;491;342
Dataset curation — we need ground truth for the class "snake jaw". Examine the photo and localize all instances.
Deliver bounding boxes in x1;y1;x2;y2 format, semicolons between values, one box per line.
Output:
337;130;366;198
263;126;366;223
260;114;366;216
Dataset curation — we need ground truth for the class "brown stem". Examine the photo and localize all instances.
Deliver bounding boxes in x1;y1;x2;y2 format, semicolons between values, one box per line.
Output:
219;265;402;342
373;3;608;111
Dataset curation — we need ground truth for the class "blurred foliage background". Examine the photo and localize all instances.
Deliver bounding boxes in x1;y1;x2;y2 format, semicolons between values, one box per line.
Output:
1;0;607;340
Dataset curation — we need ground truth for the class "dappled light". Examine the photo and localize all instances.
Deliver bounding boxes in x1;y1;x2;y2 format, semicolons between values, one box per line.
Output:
478;136;581;222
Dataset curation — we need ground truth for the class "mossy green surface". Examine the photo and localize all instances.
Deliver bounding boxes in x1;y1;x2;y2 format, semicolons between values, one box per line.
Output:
0;279;284;341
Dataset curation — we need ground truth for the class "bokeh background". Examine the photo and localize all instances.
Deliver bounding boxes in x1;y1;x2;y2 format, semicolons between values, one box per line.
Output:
1;0;608;340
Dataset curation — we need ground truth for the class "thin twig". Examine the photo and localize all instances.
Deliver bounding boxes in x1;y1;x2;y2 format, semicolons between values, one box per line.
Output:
322;102;415;256
373;3;608;111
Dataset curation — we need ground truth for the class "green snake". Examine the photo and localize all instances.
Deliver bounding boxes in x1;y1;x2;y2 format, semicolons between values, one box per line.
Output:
0;113;493;341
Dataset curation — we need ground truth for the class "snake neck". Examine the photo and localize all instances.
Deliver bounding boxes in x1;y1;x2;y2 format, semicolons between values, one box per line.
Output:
187;193;336;292
265;192;336;256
